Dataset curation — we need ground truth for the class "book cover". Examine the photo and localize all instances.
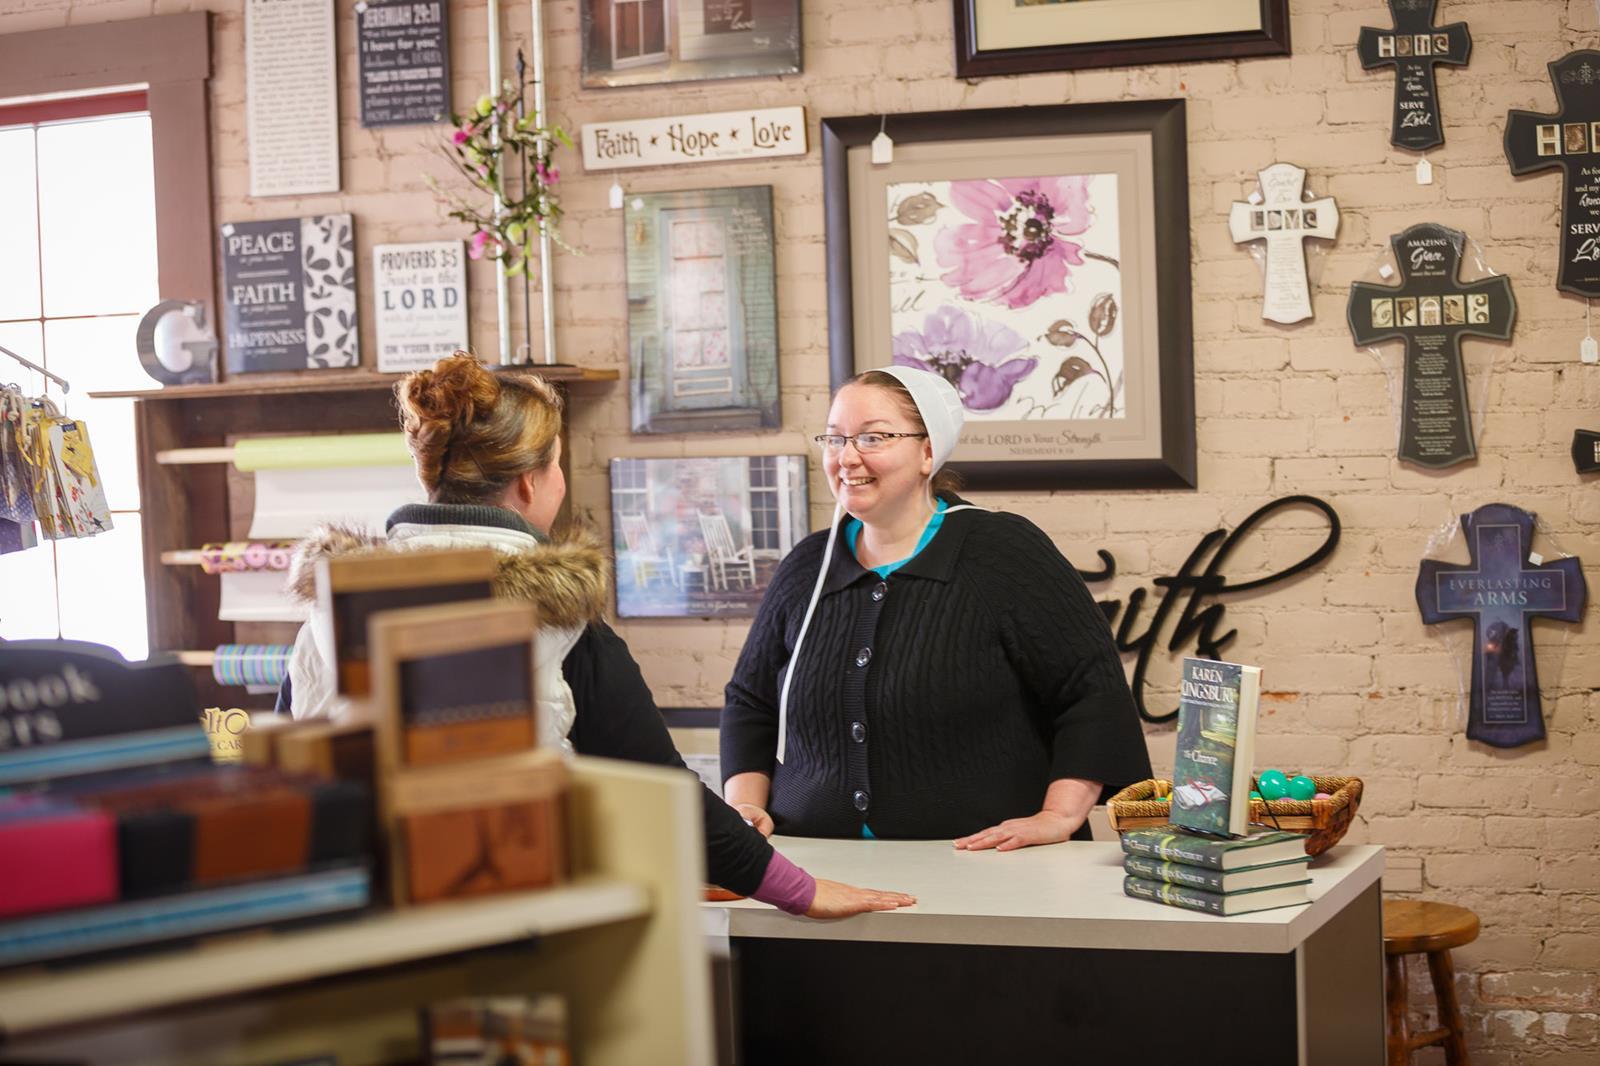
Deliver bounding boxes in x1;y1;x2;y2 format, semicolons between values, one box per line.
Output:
1123;853;1311;894
1123;874;1311;916
1120;826;1307;871
1170;656;1262;837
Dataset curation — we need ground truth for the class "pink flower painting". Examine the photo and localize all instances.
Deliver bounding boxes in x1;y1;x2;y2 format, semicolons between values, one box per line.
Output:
893;305;1037;412
934;177;1093;310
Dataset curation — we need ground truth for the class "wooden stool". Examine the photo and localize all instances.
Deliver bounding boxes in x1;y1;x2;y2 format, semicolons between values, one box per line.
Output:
1383;899;1480;1066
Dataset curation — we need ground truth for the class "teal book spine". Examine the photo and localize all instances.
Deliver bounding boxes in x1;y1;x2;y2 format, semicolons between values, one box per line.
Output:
1122;875;1226;915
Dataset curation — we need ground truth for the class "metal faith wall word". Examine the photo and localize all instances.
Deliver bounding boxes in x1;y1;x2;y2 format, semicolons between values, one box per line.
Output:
1358;0;1469;151
1505;50;1600;297
1229;163;1339;324
1415;503;1587;748
1077;495;1342;724
1347;223;1514;468
1574;429;1600;473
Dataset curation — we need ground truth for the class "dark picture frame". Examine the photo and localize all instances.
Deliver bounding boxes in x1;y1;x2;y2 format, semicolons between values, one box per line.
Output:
822;101;1196;491
953;0;1290;79
580;0;802;89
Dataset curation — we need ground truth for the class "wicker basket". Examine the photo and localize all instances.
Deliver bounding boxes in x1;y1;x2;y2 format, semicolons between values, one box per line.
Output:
1106;775;1362;857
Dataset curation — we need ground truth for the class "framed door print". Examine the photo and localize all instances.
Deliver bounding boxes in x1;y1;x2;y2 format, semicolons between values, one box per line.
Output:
626;186;780;433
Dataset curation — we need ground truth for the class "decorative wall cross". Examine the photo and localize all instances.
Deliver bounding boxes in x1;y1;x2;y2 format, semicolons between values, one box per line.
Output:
1505;50;1600;297
1358;0;1470;150
1574;428;1600;473
1415;503;1587;748
1229;163;1339;324
1347;223;1515;468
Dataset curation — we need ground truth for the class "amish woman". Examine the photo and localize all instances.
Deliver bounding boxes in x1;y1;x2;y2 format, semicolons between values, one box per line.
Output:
280;353;913;917
721;366;1151;848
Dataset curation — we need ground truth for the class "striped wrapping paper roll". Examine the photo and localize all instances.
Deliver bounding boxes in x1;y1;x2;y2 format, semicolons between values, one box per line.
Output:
211;645;293;688
199;541;296;575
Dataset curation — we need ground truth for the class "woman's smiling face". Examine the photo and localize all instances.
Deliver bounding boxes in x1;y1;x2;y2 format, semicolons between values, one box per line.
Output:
823;383;933;523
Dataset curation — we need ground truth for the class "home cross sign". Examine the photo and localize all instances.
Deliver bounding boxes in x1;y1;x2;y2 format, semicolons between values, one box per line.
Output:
1505;50;1600;297
1357;0;1470;151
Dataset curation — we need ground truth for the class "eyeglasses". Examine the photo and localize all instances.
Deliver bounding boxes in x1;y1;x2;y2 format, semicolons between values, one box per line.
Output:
812;431;927;454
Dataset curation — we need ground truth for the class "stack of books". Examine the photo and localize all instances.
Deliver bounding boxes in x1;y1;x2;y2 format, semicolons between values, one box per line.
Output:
1120;826;1312;916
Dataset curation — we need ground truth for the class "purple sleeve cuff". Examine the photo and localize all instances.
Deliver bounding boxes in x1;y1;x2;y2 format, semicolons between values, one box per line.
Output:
749;849;816;916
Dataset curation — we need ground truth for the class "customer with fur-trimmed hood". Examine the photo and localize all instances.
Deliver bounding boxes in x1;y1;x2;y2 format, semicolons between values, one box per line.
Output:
278;353;915;919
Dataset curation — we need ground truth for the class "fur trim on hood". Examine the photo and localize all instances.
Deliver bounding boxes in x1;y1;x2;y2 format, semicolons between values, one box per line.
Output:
286;522;609;631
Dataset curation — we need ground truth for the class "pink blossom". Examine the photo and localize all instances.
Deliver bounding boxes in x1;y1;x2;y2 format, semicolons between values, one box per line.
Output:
934;177;1093;310
452;129;470;145
469;229;493;260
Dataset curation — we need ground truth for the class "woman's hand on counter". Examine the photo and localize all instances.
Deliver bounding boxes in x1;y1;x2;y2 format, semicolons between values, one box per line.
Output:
952;810;1083;852
806;879;917;918
732;803;774;837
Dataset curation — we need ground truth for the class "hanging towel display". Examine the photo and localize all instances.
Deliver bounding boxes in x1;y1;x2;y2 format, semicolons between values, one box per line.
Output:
0;364;114;551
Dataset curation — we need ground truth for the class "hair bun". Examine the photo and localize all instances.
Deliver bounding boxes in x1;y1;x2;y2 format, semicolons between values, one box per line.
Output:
398;352;500;490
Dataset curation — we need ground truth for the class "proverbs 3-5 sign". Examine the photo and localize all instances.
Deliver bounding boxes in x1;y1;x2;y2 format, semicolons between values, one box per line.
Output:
221;215;359;373
581;107;806;171
373;241;467;372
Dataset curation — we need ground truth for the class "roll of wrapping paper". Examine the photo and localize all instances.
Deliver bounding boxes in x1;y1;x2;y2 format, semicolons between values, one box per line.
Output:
199;541;296;575
211;645;293;688
231;434;411;472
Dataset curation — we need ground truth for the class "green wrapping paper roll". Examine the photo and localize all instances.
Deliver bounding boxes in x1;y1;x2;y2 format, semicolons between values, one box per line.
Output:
232;434;411;471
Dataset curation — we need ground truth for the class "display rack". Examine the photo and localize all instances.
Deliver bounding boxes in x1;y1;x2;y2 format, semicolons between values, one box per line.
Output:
91;367;617;707
0;755;714;1066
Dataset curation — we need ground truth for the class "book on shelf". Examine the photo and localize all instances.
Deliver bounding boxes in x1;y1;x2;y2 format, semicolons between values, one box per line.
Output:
1123;852;1311;894
1170;656;1261;838
1123;874;1311;917
1120;826;1306;871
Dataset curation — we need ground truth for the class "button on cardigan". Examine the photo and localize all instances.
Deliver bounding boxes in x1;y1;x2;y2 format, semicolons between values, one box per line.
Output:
721;495;1153;840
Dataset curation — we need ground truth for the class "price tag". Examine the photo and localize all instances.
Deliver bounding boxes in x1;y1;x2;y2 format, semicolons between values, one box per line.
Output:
870;131;894;165
609;181;624;210
1582;336;1598;364
1416;158;1433;184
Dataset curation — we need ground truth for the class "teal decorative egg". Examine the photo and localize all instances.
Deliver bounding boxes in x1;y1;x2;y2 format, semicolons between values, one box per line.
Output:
1257;770;1290;801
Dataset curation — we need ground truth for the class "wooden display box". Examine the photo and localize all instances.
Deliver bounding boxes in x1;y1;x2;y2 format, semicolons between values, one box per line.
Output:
367;599;567;906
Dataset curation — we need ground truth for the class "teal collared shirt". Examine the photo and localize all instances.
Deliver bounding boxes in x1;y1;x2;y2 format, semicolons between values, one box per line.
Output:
843;498;949;579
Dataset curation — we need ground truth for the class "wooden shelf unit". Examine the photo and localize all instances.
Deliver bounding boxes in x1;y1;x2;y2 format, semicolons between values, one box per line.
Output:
0;756;715;1066
102;366;617;707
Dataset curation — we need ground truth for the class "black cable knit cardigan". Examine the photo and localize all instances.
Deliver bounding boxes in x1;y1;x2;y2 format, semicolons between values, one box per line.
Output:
721;494;1152;840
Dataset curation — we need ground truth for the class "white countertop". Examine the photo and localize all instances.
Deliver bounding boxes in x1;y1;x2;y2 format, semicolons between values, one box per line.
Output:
703;839;1383;955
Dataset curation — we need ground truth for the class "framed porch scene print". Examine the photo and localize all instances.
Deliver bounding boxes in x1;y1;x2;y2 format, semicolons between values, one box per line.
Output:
610;455;809;618
953;0;1290;79
581;0;801;89
822;101;1195;491
626;186;780;434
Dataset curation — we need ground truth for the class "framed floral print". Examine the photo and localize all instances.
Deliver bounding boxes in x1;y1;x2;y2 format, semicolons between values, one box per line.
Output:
953;0;1290;79
822;101;1196;490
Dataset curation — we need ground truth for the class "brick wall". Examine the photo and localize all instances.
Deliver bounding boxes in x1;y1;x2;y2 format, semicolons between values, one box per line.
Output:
4;0;1595;1059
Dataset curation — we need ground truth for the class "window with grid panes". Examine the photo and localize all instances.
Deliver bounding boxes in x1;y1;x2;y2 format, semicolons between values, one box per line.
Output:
0;101;158;659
